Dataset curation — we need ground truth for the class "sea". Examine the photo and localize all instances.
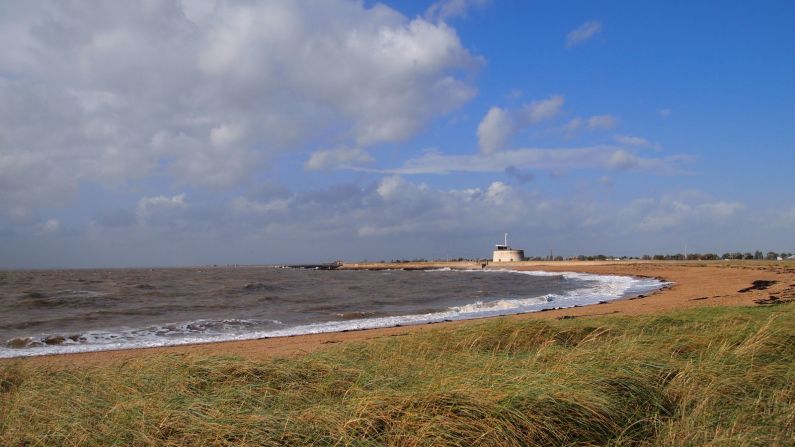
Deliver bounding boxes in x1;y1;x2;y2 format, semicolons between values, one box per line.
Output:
0;267;665;358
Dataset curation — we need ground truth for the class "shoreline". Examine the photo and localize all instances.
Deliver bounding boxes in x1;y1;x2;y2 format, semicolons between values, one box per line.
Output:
3;261;794;368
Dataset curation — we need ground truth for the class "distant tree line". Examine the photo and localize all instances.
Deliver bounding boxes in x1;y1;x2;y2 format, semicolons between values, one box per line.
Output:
571;255;622;261
640;251;793;261
559;252;793;261
365;251;794;264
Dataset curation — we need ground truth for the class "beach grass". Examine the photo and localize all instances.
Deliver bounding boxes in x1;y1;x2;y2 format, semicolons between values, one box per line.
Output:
2;303;794;446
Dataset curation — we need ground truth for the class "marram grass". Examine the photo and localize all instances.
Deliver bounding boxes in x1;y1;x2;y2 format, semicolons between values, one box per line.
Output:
2;304;794;446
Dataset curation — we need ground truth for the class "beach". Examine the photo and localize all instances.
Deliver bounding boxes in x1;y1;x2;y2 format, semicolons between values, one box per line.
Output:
6;260;793;368
3;260;794;446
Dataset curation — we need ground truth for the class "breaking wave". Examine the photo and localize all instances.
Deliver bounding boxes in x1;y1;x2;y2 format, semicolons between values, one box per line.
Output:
1;270;666;358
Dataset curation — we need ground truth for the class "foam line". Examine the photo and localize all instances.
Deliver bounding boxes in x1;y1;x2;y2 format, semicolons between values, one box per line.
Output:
0;270;667;358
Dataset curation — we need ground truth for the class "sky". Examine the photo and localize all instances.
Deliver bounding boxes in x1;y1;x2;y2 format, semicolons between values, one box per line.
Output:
1;0;794;268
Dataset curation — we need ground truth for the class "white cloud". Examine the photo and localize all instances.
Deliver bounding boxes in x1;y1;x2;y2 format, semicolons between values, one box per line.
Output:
425;0;491;22
566;20;602;48
210;123;245;147
7;206;35;225
0;1;478;209
35;218;60;235
563;117;583;136
562;114;619;137
136;194;187;223
599;175;613;187
231;197;290;215
374;145;689;175
305;147;374;171
521;95;565;124
485;181;511;205
587;114;618;130
151;130;257;188
477;95;565;153
377;175;409;200
181;0;216;26
697;202;744;220
613;134;652;147
621;195;743;232
607;150;639;169
477;107;514;154
305;176;537;239
0;146;78;208
251;184;736;243
6;175;763;266
659;108;672;118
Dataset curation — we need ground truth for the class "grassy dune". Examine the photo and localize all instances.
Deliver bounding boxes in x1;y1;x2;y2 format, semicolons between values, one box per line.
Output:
2;304;794;446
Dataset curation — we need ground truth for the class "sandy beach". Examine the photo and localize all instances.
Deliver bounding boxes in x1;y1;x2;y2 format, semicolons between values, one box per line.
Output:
5;261;794;368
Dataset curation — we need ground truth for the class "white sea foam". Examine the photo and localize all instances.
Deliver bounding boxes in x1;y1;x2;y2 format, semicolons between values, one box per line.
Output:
0;270;667;358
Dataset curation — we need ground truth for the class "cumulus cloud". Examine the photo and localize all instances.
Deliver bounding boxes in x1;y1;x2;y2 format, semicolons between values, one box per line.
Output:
607;150;640;169
477;107;514;154
586;114;619;130
219;177;744;251
136;193;187;223
621;194;743;232
562;117;583;137
425;0;492;22
566;20;602;48
210;123;245;147
613;134;653;148
521;95;565;124
561;114;618;136
0;1;478;209
377;175;409;200
305;147;374;171
231;197;290;215
151;130;257;188
485;181;511;205
232;176;546;240
375;145;690;175
4;174;766;267
599;175;613;187
35;218;60;235
477;95;565;153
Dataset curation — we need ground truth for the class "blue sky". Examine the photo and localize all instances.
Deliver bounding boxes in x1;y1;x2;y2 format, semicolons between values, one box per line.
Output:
1;0;793;267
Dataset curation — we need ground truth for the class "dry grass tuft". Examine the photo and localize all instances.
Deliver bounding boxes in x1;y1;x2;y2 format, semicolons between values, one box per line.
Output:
2;304;794;446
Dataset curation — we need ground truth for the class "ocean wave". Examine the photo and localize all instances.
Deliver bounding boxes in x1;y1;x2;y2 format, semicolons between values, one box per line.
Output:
449;295;552;313
0;270;667;358
2;318;283;353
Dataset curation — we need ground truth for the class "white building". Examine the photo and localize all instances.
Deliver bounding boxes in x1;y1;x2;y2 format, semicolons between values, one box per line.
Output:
492;233;525;262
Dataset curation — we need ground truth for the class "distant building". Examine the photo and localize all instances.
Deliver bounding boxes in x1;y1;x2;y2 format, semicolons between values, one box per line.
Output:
788;255;795;260
493;233;525;262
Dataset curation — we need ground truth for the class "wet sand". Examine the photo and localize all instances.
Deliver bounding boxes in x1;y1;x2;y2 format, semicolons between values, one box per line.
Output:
4;261;794;368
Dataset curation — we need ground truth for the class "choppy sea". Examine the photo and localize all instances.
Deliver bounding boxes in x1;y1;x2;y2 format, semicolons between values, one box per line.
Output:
0;267;665;358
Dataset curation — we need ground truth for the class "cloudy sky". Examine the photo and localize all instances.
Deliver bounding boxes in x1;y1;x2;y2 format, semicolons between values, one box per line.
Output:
1;0;793;267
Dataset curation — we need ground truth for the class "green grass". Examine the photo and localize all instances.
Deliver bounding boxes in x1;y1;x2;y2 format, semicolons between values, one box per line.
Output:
2;304;795;446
